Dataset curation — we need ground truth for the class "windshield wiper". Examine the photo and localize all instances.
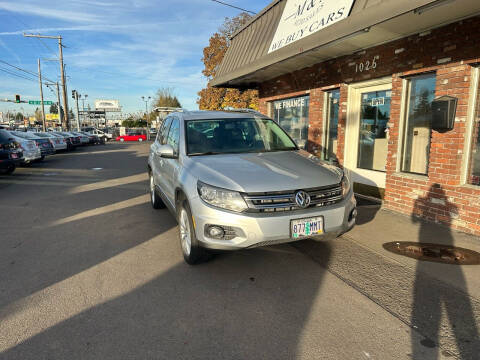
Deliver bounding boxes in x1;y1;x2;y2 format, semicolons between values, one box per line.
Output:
188;151;223;156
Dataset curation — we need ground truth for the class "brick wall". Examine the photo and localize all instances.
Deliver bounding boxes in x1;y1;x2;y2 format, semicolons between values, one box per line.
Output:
256;16;480;236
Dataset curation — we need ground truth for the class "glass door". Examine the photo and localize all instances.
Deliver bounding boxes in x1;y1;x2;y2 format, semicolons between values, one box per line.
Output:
357;90;391;172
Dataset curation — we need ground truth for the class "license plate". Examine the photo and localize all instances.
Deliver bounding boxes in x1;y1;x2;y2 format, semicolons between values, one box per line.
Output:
291;216;324;239
11;153;18;159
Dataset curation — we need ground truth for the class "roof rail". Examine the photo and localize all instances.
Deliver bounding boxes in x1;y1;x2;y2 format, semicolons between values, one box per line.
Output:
221;107;263;115
153;107;186;113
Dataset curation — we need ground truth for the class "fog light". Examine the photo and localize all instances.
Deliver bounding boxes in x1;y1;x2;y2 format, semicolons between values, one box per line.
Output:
207;225;225;239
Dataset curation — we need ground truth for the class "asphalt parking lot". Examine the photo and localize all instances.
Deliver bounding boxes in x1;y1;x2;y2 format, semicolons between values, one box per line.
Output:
0;142;477;360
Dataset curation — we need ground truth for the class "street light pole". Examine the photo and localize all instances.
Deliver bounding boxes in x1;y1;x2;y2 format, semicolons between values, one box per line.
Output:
141;96;151;140
38;58;46;131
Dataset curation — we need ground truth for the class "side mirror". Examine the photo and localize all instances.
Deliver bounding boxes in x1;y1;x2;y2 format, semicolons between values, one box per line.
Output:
157;144;177;158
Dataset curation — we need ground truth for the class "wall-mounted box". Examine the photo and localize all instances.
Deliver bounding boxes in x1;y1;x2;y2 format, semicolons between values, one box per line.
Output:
431;95;457;131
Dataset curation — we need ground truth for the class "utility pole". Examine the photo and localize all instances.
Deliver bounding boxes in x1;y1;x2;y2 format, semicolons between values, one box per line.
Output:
38;58;46;131
23;33;69;130
55;82;62;128
141;96;151;140
72;90;80;131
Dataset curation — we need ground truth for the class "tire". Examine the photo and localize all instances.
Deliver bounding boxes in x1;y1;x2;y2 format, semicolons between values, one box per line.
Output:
4;164;15;174
120;138;125;142
138;138;143;142
149;172;166;209
178;199;211;265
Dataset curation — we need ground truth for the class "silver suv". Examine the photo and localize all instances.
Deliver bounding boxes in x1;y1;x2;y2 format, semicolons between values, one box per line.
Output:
148;110;356;264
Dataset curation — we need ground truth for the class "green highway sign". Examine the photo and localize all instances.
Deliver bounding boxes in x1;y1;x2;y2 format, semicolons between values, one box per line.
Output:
28;100;53;105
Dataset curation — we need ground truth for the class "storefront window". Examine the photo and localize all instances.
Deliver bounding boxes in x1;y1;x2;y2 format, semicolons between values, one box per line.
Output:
401;74;437;175
324;90;340;162
272;95;309;149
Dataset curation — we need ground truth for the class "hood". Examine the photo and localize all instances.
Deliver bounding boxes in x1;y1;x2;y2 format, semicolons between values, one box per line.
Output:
185;150;342;193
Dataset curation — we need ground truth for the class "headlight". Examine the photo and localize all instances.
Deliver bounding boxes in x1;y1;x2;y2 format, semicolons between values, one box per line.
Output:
341;174;351;197
197;181;248;213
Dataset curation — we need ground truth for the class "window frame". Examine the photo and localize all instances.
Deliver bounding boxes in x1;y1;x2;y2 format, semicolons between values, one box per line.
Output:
462;66;480;186
322;88;341;163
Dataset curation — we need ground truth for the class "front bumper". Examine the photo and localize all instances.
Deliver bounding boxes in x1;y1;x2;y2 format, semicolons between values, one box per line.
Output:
190;191;356;250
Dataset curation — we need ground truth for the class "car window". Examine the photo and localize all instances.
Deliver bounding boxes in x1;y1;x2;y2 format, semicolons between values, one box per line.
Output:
160;117;172;145
0;129;13;142
166;118;180;155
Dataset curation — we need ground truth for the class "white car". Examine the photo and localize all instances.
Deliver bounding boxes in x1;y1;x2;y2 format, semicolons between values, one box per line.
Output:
4;131;41;164
37;132;68;151
83;127;112;141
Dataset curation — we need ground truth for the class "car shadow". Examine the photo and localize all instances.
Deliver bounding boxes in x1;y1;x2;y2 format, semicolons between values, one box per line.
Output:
1;243;331;360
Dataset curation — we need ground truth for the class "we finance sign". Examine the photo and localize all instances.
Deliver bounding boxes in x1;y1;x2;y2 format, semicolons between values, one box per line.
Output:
269;0;355;53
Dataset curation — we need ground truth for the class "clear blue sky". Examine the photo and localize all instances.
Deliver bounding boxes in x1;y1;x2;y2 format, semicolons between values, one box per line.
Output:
0;0;268;117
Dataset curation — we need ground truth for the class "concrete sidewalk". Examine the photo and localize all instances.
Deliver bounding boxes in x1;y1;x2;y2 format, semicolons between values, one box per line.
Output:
294;201;480;359
350;201;480;299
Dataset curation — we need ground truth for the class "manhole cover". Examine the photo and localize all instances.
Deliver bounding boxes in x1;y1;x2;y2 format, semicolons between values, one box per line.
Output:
383;242;480;265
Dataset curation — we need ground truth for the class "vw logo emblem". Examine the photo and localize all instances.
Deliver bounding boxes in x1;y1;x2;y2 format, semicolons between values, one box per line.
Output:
295;190;311;208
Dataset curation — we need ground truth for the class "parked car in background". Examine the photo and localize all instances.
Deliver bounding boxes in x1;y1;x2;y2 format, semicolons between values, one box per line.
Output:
12;131;55;160
80;131;102;145
53;132;77;150
36;132;68;152
148;110;356;264
0;129;23;174
82;127;112;141
56;132;81;148
4;130;41;164
70;131;90;145
116;132;147;142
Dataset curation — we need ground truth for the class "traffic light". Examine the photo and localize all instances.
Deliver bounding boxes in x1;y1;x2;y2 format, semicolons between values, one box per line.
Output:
15;94;20;103
72;90;76;99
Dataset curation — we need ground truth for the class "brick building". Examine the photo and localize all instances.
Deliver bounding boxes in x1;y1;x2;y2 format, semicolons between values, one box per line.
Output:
211;0;480;235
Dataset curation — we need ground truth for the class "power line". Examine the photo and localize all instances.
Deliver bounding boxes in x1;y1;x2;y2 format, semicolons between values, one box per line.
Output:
210;0;256;14
0;66;37;83
0;59;55;83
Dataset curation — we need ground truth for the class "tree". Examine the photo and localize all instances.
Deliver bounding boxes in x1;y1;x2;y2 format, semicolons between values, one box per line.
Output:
34;107;43;122
49;103;58;114
15;112;23;121
153;87;181;108
197;13;259;111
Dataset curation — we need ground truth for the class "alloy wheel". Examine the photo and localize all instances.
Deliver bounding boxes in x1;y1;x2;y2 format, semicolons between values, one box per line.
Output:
150;175;155;202
179;209;192;256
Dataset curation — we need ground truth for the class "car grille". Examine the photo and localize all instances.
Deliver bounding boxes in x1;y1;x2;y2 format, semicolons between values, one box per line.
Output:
243;184;343;213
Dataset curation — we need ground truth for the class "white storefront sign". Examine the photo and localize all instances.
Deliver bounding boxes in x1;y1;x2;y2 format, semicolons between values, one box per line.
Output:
95;99;121;112
274;96;306;110
269;0;355;53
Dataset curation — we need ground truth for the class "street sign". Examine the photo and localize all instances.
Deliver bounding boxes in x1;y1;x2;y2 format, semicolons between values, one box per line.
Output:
28;100;53;105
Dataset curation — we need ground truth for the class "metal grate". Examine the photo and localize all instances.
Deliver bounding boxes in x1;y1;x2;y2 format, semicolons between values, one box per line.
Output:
243;184;343;213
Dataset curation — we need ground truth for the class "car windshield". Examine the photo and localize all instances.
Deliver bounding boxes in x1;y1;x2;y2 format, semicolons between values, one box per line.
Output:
186;118;297;156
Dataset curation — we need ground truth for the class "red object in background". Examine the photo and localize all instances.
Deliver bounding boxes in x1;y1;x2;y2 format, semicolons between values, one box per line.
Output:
116;134;147;142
